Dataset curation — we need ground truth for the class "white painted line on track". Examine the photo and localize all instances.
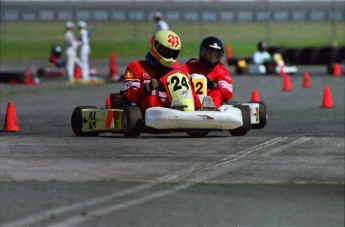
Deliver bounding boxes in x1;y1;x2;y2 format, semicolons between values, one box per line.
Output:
261;137;312;157
2;137;289;227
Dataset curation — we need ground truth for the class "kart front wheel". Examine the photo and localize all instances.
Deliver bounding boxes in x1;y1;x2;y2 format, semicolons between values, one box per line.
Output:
71;106;99;137
122;105;143;137
229;105;250;136
250;101;267;129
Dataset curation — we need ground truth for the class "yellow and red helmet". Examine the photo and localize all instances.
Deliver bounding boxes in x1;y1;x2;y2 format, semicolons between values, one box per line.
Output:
149;30;181;68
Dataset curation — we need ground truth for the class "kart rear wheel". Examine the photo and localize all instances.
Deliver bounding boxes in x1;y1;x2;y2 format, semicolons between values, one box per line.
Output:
122;105;143;137
71;106;99;137
37;68;45;76
229;105;250;136
250;101;267;129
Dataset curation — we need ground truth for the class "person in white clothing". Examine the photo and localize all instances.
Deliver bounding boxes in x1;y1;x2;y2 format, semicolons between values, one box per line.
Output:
77;21;90;81
252;41;279;74
252;41;272;64
64;21;78;83
154;12;169;33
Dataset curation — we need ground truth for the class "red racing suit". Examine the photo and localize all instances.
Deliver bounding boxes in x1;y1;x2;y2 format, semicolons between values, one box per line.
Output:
181;58;233;108
124;60;201;113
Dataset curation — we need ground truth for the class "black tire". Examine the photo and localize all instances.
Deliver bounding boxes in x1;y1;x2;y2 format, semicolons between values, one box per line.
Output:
283;48;302;65
250;101;267;129
337;47;345;63
71;106;99;137
298;48;320;65
110;92;130;109
267;46;286;56
37;68;45;76
122;105;143;137
235;64;245;75
229;105;250;136
187;131;210;137
315;47;339;65
327;64;334;75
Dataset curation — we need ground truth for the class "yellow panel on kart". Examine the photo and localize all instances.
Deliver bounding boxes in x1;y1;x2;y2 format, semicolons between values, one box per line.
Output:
81;109;122;132
166;72;194;111
191;74;207;96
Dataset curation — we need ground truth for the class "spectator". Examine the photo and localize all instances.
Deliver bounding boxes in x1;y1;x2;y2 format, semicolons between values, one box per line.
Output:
77;21;90;81
154;12;169;33
64;21;78;83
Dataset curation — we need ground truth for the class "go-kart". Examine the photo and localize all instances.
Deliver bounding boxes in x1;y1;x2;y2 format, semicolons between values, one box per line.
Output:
37;63;66;77
71;71;267;137
37;63;97;77
230;53;298;75
38;45;98;77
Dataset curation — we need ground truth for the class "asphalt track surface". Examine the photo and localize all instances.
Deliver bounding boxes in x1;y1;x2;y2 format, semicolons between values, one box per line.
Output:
0;62;344;227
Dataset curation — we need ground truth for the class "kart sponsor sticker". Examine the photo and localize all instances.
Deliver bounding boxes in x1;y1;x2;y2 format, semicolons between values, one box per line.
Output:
124;70;135;79
179;89;191;99
105;111;114;128
124;80;140;90
88;111;97;130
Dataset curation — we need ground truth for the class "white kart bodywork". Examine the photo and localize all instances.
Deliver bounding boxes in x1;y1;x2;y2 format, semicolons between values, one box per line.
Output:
247;64;298;75
145;105;243;130
145;102;261;130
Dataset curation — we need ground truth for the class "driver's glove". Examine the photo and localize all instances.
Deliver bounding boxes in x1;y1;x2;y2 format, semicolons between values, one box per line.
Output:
144;79;160;94
207;80;218;89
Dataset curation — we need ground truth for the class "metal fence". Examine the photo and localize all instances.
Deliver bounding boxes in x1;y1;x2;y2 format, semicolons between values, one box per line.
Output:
1;0;344;22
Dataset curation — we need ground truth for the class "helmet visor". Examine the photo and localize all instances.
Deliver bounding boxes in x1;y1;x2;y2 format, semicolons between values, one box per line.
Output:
154;41;180;60
201;47;222;63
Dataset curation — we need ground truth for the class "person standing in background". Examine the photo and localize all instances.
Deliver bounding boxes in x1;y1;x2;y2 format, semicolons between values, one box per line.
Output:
77;21;90;81
154;12;169;33
64;21;78;83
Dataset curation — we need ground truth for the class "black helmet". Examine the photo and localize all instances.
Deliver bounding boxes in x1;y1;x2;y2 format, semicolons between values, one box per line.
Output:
199;36;224;68
51;46;62;55
257;41;267;52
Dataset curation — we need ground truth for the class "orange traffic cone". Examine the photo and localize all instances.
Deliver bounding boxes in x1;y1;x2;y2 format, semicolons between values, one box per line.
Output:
105;97;111;109
333;63;341;77
303;72;311;88
74;65;81;79
322;86;333;108
225;43;233;60
24;68;36;85
2;102;20;132
282;74;292;91
279;67;286;77
109;52;121;81
251;90;260;102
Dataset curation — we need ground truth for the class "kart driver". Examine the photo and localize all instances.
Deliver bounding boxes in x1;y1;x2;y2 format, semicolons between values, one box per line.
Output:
49;46;65;67
252;41;277;74
181;36;233;108
123;30;201;113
